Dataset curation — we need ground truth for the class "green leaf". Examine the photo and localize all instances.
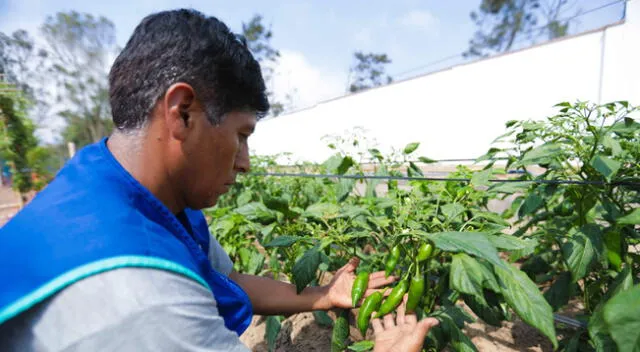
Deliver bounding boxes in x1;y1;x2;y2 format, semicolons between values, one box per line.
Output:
589;303;617;352
603;284;640;352
418;156;437;164
518;193;543;216
264;235;303;248
403;142;420;155
617;208;640;225
590;155;621;181
485;233;537;251
265;315;283;352
407;161;424;177
562;225;604;282
516;143;563;167
604;230;622;271
313;310;334;328
337;156;355;175
470;168;492;188
368;148;383;161
303;203;341;220
441;203;465;220
543;271;574;311
429;232;506;269
477;260;501;292
603;266;633;302
337;179;355;202
462;292;505;327
237;190;253;206
248;251;265;275
494;263;558;349
554;101;572;108
331;309;349;352
450;253;487;304
292;246;321;293
432;310;478;352
235;202;277;223
348;340;375;351
264;196;290;214
602;134;622;156
488;182;529;194
505;119;519;127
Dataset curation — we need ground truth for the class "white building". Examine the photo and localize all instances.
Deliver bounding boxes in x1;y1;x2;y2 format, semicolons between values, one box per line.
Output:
250;0;640;165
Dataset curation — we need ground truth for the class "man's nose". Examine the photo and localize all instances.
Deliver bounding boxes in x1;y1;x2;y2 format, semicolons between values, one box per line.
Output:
235;147;250;173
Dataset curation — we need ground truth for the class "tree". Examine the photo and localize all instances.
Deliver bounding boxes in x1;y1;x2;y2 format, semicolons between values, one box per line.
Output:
241;14;289;116
464;0;574;58
0;30;51;126
40;11;118;147
0;83;38;203
348;52;393;93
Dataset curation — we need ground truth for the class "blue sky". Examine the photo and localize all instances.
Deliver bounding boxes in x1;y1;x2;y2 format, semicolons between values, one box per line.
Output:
0;0;627;114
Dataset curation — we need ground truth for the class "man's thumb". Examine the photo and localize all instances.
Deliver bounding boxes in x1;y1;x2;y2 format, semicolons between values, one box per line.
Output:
416;317;440;335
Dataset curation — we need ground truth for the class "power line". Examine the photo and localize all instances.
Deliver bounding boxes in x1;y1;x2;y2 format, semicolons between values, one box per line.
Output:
392;0;626;80
249;171;640;187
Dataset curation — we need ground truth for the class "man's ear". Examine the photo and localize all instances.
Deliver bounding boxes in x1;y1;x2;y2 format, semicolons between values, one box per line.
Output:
163;83;196;141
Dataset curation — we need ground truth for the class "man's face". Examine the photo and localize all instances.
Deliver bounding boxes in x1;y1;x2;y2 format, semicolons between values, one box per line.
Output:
180;107;256;209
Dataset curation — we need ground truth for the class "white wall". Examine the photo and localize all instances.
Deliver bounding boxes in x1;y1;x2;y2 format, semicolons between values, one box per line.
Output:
250;0;640;164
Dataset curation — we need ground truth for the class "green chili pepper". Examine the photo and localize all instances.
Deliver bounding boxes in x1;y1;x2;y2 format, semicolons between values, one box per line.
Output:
357;290;383;336
331;309;350;352
352;271;370;307
384;245;401;278
374;279;409;318
416;242;434;262
406;273;425;313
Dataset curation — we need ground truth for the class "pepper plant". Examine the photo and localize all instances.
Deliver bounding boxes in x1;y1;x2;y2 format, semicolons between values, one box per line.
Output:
480;100;640;351
207;136;558;351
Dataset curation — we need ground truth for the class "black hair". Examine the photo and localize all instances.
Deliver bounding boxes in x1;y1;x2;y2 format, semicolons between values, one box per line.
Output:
108;8;269;130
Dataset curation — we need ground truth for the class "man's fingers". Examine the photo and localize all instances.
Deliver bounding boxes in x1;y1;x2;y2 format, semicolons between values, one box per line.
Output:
396;294;408;325
368;274;397;288
383;313;395;330
344;257;360;273
416;317;440;336
371;315;384;335
405;314;418;326
369;271;398;281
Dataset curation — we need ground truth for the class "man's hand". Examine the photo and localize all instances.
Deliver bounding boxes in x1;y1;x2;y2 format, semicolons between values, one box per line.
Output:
324;257;397;309
372;295;440;352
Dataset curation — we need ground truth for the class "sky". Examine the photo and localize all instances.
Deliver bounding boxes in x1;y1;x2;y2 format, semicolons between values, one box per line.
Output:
0;0;627;141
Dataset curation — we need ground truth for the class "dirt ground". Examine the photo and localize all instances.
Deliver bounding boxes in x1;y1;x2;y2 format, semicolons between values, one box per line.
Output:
239;270;582;352
240;299;581;352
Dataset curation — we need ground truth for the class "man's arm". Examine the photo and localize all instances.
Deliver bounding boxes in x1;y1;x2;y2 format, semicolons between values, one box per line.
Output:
229;258;396;316
0;268;250;352
229;271;330;315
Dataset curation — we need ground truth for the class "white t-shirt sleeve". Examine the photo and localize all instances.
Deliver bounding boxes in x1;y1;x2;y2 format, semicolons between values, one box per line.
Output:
0;268;250;352
208;236;235;276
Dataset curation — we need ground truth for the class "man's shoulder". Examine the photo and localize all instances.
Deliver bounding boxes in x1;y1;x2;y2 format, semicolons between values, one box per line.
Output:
0;267;222;351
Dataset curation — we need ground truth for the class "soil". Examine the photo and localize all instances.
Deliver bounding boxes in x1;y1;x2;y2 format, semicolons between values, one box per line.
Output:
239;299;584;352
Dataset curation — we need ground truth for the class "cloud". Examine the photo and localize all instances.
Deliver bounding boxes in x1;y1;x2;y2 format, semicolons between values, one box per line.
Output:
399;10;439;34
269;49;345;113
353;28;373;46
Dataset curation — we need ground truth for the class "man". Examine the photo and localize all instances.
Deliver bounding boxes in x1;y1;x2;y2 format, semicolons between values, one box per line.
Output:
0;9;438;351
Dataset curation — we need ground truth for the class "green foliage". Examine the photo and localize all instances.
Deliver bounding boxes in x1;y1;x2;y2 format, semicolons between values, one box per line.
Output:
0;91;36;195
482;100;640;350
206;132;558;350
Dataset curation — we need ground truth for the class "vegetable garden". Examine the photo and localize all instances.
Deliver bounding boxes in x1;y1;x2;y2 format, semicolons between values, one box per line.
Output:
204;101;640;352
